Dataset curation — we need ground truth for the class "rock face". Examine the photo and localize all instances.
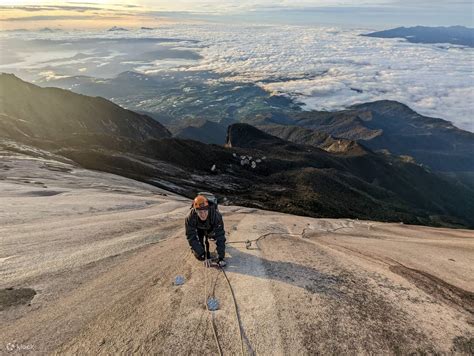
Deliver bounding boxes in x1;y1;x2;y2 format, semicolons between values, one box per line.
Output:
1;152;473;354
1;74;474;228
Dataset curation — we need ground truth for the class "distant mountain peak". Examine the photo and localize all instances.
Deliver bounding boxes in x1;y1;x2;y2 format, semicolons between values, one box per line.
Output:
226;123;287;148
350;100;416;116
362;26;474;47
108;26;129;32
39;27;61;33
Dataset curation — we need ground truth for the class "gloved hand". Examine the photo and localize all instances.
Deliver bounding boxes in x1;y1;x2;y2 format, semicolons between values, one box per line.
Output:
194;251;206;261
203;258;212;268
207;231;216;241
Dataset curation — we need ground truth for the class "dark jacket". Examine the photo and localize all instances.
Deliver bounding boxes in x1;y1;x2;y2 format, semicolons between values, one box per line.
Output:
185;206;226;258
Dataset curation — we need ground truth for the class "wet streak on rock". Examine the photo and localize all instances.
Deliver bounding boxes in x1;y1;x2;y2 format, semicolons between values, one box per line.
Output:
0;288;36;310
390;265;474;315
451;335;474;354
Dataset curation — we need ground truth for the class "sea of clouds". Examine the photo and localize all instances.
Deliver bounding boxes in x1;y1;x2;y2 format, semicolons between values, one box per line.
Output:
1;24;472;131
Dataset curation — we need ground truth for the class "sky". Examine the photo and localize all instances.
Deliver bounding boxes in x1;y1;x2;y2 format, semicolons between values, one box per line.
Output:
0;0;473;30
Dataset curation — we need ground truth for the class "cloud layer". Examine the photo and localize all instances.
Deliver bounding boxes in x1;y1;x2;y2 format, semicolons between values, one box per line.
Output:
1;24;473;131
157;24;473;131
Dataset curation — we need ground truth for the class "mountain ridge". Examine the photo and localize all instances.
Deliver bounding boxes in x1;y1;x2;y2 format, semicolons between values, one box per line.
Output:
1;73;473;228
0;73;171;145
243;100;474;172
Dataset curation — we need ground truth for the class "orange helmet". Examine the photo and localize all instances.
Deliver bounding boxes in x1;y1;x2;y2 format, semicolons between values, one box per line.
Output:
193;195;209;210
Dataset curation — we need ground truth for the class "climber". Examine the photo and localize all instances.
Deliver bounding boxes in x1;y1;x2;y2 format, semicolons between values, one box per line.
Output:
185;194;227;267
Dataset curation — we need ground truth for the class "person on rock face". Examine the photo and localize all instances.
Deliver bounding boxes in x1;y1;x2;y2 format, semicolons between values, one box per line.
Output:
185;195;226;267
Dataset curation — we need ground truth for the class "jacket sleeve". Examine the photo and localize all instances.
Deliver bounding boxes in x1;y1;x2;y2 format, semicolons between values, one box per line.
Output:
211;210;226;241
212;210;226;259
185;212;205;256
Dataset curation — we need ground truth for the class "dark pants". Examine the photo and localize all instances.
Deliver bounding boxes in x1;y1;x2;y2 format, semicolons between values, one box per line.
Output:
192;229;226;261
